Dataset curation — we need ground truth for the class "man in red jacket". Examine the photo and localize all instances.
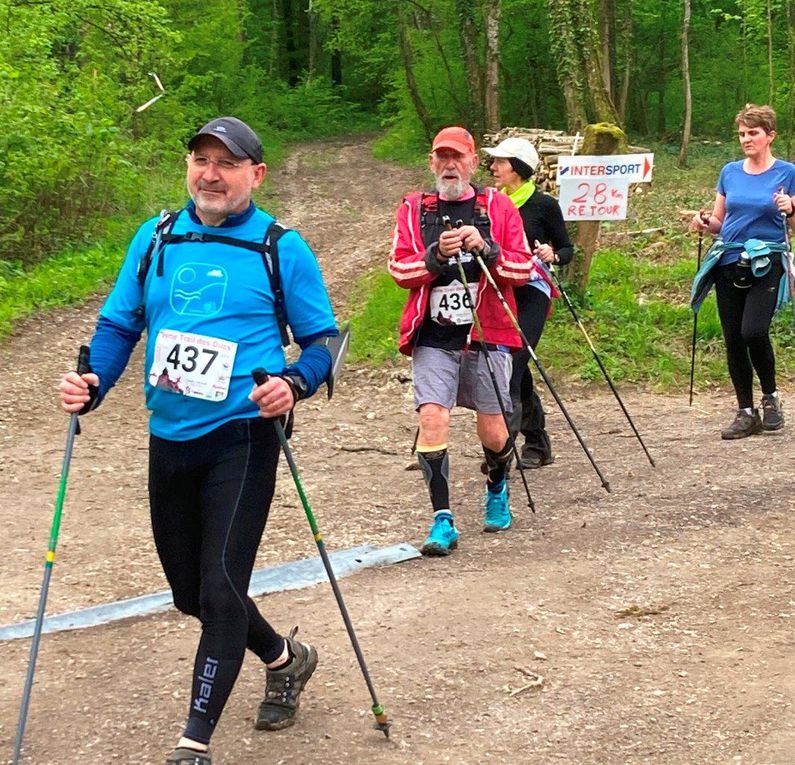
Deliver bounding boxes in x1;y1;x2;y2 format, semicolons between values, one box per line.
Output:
389;126;534;556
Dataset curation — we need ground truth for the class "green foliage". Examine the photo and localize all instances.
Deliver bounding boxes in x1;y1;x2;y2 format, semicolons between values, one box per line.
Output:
0;224;129;341
0;0;180;263
348;271;407;364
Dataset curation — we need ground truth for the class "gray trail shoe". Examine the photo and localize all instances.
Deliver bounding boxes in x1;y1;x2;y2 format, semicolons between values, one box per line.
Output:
166;748;211;765
720;408;762;440
255;627;318;731
761;393;784;431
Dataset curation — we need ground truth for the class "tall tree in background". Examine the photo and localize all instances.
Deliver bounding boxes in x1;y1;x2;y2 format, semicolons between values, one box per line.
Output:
484;0;502;130
398;4;434;140
599;0;618;103
788;0;795;156
547;0;619;129
547;0;588;130
617;1;632;122
456;0;485;133
768;0;775;103
678;0;692;168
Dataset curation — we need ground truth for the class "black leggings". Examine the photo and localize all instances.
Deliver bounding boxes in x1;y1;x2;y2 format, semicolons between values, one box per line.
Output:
149;417;284;744
509;285;551;457
713;260;782;409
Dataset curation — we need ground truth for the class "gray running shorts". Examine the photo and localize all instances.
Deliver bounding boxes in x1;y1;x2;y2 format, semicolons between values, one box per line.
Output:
412;345;513;414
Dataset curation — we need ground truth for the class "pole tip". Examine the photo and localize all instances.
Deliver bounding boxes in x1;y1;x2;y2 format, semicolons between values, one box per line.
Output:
372;705;390;737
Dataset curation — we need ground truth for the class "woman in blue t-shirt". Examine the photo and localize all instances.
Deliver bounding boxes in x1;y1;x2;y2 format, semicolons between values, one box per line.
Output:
691;104;795;439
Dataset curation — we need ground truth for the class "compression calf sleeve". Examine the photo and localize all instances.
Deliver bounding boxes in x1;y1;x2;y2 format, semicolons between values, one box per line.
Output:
483;439;512;491
417;445;450;511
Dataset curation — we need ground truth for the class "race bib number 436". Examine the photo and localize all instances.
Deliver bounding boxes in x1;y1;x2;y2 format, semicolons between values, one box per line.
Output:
430;280;478;326
149;329;237;401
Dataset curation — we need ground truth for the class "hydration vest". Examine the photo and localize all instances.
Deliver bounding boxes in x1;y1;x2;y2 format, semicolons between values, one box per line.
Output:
418;188;492;248
136;209;292;346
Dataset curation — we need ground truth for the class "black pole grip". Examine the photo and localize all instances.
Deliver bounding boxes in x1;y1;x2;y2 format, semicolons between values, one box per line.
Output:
76;345;91;376
252;368;269;386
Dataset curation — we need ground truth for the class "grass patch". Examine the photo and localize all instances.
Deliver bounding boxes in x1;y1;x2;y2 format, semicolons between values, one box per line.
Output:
348;270;407;363
0;218;131;340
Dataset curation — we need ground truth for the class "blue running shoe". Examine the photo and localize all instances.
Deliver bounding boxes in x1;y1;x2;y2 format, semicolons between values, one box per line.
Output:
483;479;512;532
420;511;460;556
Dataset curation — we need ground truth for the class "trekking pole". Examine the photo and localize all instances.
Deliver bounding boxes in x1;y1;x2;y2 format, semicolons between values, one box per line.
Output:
251;370;390;738
443;218;536;512
778;191;795;328
549;265;655;467
13;345;90;765
689;217;707;406
465;245;611;493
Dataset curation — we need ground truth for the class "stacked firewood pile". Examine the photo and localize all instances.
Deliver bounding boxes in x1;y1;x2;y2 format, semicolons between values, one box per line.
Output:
481;127;650;192
481;128;583;191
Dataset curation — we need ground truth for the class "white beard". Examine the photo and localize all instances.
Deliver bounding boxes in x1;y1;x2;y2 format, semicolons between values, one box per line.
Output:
435;176;468;200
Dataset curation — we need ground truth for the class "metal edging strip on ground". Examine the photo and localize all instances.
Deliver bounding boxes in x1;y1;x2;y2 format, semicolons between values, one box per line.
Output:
0;542;421;642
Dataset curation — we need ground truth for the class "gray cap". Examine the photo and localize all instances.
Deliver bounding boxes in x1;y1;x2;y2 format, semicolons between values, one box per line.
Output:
187;116;263;163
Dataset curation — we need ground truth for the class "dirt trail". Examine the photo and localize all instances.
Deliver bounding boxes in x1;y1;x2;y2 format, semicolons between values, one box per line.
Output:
1;136;793;765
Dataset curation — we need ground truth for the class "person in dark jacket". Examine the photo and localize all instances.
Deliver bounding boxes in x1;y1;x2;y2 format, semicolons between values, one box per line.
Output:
486;137;573;468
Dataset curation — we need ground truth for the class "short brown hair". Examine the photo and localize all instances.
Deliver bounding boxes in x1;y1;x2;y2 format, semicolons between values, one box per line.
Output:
735;103;777;133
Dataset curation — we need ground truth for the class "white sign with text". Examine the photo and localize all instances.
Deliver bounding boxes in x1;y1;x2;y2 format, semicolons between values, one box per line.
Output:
558;153;654;221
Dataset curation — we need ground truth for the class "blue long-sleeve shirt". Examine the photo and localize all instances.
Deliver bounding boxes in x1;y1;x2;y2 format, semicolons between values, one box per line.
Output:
90;201;337;440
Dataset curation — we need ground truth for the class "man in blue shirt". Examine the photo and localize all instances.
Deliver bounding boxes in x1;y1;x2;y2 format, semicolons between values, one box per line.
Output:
59;117;337;764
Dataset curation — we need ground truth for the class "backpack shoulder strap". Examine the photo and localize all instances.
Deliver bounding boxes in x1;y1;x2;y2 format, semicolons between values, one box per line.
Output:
260;220;292;347
473;187;492;233
137;209;180;285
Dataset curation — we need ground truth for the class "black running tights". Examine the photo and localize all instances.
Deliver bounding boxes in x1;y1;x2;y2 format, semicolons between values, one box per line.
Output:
149;417;285;744
713;261;782;409
509;284;551;454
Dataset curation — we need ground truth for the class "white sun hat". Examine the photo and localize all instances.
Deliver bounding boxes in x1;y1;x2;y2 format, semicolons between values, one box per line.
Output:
483;137;540;172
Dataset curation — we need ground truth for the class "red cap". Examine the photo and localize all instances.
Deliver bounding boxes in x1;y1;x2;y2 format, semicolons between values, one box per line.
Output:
431;126;476;155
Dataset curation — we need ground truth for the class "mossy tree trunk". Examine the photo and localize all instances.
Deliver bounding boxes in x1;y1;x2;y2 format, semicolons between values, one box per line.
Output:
678;0;692;169
569;123;628;296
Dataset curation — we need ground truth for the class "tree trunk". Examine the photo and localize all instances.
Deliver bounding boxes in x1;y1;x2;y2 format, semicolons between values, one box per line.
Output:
678;0;692;169
768;0;775;104
788;0;794;156
599;0;617;101
330;13;342;85
455;0;484;134
547;0;588;131
282;0;298;86
617;1;632;122
484;0;501;131
656;27;666;136
398;13;433;141
575;0;620;124
308;0;319;79
269;0;281;79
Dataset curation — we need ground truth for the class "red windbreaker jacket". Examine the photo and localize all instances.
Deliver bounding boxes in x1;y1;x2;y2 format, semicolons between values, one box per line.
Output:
388;186;535;356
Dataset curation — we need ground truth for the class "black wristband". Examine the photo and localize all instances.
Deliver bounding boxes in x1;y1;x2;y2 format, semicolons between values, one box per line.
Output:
281;374;307;404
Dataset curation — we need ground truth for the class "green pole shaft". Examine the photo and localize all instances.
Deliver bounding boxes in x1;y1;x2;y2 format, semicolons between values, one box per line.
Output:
13;412;80;764
251;370;390;736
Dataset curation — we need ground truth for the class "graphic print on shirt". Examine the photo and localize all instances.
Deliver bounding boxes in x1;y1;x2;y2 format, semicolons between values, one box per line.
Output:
170;262;229;316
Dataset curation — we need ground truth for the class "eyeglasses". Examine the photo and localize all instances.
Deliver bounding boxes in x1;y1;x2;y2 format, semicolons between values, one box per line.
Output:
186;154;248;171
